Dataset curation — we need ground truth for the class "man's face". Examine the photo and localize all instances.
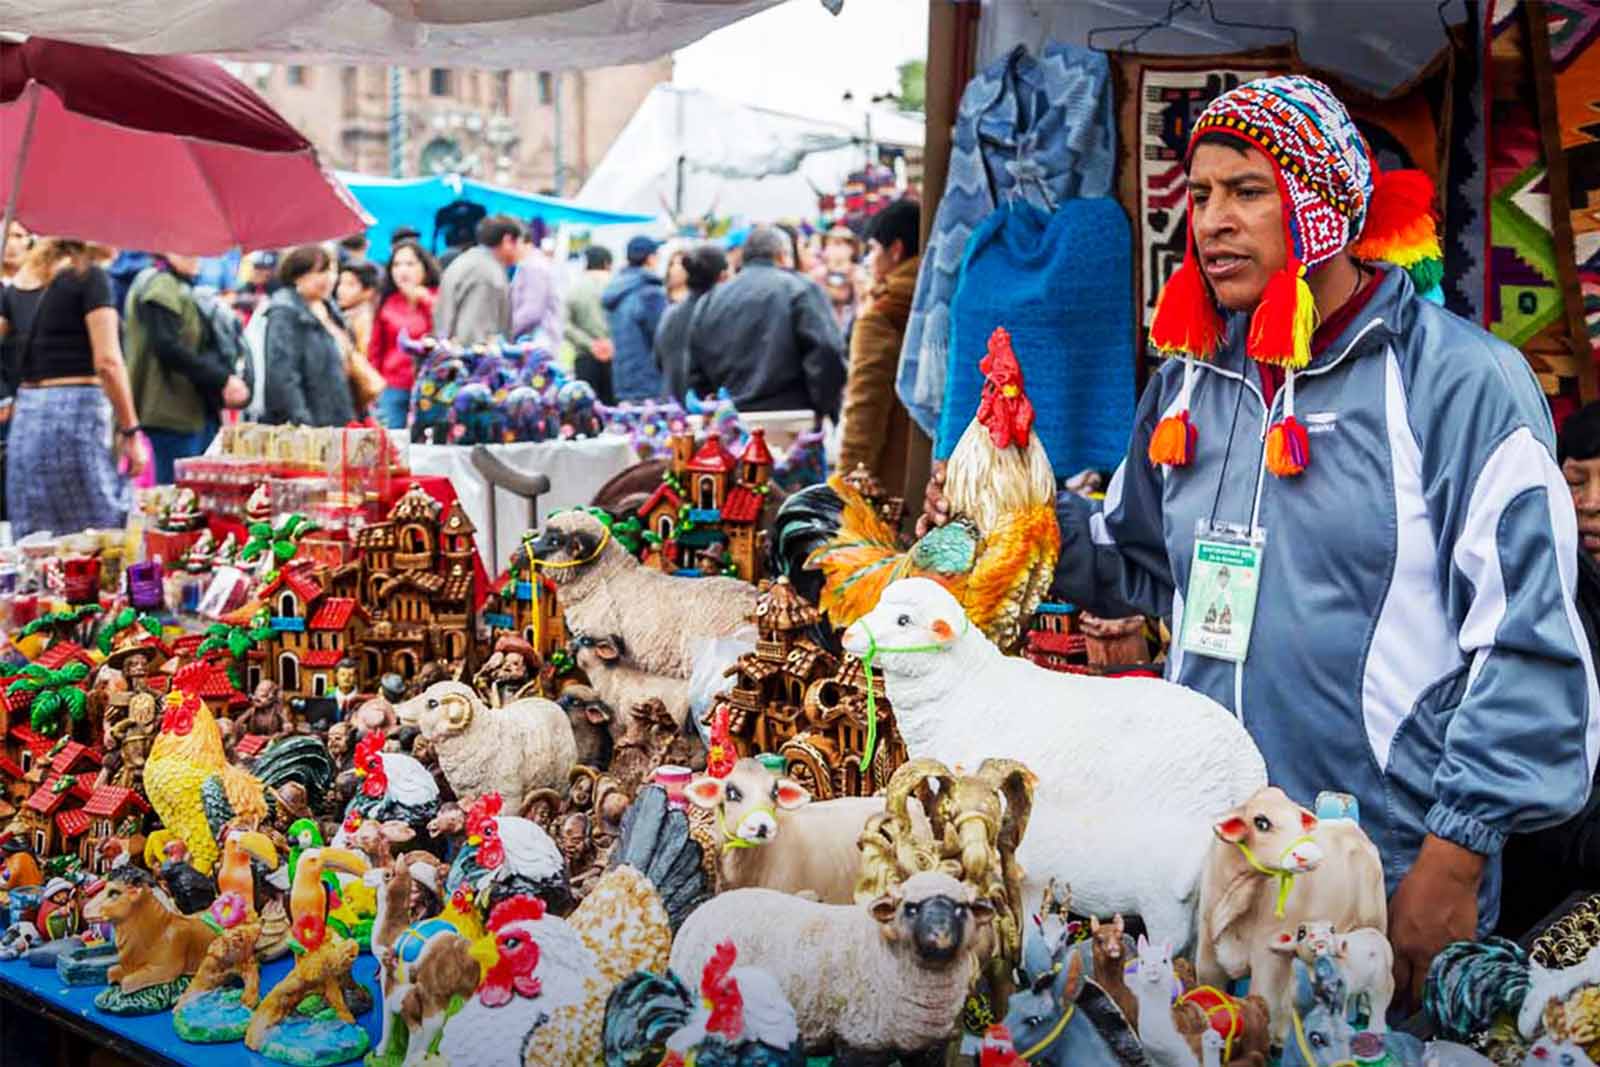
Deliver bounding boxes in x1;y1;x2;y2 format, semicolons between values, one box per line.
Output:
336;271;369;311
493;235;521;269
1566;456;1600;559
1187;142;1288;312
335;666;356;691
166;253;201;277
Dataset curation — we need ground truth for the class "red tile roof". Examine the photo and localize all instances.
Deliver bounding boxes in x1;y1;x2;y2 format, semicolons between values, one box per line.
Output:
50;742;102;776
260;564;324;604
26;778;70;815
721;486;763;524
36;642;94;671
686;437;737;474
441;499;477;535
739;428;773;466
308;597;363;631
235;734;269;759
83;785;147;818
172;662;247;705
3;685;33;713
9;727;52;758
170;634;205;658
0;755;23;780
55;809;91;839
301;650;345;668
1027;631;1084;656
639;482;683;519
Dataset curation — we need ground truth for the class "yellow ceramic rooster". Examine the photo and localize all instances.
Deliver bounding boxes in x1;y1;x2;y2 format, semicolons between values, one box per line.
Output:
805;326;1059;651
143;689;333;873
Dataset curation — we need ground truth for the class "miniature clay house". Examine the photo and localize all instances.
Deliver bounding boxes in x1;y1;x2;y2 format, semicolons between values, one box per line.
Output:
254;563;370;698
350;485;479;681
710;577;906;801
481;573;566;665
18;739;100;858
638;429;773;581
1023;603;1086;673
81;784;149;873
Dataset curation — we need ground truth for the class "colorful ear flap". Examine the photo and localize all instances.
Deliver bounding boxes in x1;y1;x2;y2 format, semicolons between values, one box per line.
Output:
1214;815;1250;843
774;780;810;810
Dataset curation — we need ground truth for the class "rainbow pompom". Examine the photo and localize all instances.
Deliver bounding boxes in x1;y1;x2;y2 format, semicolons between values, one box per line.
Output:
1265;417;1310;477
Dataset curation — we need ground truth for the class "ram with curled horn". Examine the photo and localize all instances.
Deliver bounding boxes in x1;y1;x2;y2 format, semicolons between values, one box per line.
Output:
396;680;577;808
855;759;962;904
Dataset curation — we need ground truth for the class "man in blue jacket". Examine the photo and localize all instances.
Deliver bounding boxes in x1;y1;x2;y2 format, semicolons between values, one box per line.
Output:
602;235;669;401
929;75;1596;1002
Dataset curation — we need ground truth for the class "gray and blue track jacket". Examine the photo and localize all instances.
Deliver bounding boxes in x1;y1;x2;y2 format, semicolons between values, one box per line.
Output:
1052;268;1598;929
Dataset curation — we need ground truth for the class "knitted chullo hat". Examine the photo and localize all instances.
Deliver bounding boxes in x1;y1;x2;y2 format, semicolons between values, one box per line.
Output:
1146;75;1444;477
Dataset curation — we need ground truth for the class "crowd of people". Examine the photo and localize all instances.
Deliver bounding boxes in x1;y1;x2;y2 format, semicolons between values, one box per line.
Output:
0;201;924;541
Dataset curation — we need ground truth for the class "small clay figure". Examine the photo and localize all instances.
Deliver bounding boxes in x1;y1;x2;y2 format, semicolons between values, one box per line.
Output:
331;659;363;722
213;532;239;568
406;661;450;698
591;777;631;859
397;851;447;922
325;721;356;768
244;681;292;740
567;766;598;814
158;840;218;916
183;530;217;574
107;691;160;789
558;812;605;897
83;867;217;1013
34;878;81;942
348;674;403;738
473;636;537;706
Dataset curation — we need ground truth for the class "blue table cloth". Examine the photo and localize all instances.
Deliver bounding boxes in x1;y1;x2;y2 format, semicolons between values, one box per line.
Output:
0;952;382;1067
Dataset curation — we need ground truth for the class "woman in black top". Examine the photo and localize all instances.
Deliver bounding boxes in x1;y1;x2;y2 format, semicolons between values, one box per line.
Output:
0;238;145;538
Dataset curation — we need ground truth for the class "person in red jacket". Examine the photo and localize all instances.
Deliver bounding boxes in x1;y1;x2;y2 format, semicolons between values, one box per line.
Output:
368;239;440;429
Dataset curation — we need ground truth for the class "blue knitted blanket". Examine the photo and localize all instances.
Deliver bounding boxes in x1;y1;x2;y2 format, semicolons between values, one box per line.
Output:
935;197;1135;480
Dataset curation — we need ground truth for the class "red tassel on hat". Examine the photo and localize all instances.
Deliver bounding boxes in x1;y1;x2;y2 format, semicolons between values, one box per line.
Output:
1149;236;1224;361
1247;258;1315;370
1351;169;1440;263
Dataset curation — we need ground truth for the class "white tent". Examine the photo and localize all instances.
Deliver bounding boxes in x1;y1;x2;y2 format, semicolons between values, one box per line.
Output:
0;0;787;69
577;83;923;226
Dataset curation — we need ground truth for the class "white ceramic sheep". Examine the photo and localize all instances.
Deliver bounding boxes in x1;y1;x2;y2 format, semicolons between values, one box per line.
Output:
396;681;577;808
669;870;993;1060
843;577;1267;950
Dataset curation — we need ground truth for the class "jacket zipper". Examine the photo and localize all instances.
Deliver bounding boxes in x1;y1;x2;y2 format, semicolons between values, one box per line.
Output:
1190;317;1390;721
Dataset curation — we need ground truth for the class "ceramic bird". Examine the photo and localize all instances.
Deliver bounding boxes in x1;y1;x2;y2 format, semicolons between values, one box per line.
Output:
288;847;369;954
439;786;710;1067
144;690;333;873
217;829;278;914
783;326;1060;652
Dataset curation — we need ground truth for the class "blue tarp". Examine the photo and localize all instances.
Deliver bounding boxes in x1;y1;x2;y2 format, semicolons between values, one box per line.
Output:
336;172;656;263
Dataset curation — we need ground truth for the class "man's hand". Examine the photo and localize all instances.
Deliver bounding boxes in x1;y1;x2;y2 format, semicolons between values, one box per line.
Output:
592;337;615;363
1389;833;1484;1008
222;374;250;409
915;461;949;538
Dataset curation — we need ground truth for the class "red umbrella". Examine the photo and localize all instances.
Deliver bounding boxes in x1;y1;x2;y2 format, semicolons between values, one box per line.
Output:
0;37;367;254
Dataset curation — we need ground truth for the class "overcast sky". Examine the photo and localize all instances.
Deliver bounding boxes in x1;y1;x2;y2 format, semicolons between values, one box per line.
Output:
673;0;927;124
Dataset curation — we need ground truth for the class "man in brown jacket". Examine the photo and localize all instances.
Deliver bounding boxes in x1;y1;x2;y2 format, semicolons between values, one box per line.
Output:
838;199;920;491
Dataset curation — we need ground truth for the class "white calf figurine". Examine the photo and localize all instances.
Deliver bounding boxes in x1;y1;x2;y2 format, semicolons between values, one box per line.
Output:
1271;920;1394;1033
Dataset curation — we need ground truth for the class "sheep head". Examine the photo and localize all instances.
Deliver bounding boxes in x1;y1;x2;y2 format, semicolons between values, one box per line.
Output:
842;578;977;680
525;510;624;587
685;757;809;849
868;870;994;966
397;681;479;742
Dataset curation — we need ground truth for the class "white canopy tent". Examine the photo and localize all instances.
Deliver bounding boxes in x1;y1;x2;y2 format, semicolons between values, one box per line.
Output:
577;84;922;226
0;0;788;69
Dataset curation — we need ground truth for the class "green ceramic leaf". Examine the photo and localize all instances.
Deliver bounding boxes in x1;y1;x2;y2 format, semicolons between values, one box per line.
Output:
62;687;87;721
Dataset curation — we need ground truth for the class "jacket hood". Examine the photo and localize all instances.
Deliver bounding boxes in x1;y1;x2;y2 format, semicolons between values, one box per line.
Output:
601;266;663;311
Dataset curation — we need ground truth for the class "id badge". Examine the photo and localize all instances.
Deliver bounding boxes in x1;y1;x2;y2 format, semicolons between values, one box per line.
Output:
1180;519;1267;663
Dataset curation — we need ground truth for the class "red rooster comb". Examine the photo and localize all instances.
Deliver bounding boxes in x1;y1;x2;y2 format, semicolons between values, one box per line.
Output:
701;941;744;1040
975;327;1035;451
488;894;547;931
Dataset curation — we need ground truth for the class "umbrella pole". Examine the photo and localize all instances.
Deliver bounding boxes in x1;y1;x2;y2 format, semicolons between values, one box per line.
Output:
0;87;42;256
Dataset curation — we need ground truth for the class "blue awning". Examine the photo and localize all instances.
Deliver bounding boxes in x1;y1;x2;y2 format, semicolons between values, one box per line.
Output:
336;172;656;263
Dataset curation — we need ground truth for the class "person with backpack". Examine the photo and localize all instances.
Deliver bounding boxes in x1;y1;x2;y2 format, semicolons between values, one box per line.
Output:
123;252;249;484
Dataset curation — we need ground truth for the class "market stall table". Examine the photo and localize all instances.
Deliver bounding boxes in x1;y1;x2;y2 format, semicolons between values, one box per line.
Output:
0;952;382;1067
407;434;637;573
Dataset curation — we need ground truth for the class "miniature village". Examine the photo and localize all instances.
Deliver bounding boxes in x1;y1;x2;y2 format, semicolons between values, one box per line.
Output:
0;339;1588;1067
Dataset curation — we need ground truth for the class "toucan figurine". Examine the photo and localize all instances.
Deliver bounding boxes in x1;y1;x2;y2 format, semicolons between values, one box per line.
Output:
288;847;368;953
217;829;278;914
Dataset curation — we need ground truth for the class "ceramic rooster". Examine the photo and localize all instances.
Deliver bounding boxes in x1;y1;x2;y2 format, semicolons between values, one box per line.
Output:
438;786;711;1067
144;690;334;873
785;326;1060;652
604;940;805;1067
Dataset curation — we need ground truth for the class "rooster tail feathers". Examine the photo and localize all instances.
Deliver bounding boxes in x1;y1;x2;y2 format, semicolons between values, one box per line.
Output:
769;482;846;604
608;785;709;933
807;474;909;628
603;970;695;1067
254;735;336;812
